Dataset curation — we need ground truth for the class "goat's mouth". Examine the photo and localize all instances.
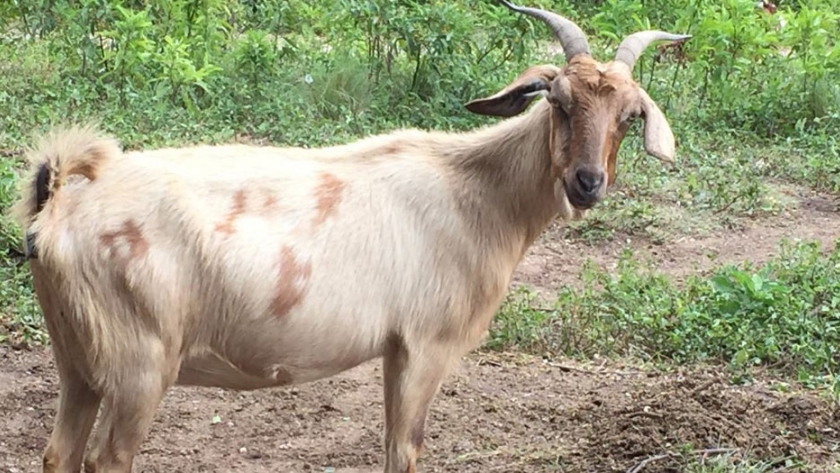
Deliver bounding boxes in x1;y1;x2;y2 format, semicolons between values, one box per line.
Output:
564;182;602;210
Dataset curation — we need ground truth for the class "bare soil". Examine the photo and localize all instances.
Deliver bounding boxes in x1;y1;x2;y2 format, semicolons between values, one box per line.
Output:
514;190;840;295
1;192;839;473
2;347;839;473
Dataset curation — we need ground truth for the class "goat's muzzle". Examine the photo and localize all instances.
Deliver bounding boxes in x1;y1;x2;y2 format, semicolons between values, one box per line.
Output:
564;167;605;209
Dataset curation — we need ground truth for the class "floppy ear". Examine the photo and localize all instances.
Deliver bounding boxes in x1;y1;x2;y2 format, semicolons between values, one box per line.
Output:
638;88;676;163
465;65;561;118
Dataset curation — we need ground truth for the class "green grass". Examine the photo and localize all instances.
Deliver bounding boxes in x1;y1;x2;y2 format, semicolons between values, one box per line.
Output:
489;239;840;391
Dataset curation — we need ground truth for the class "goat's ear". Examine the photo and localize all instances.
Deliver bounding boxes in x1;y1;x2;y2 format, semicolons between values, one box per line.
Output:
639;88;676;163
465;65;561;118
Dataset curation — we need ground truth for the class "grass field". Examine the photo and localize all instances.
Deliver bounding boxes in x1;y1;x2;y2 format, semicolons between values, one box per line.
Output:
1;1;839;471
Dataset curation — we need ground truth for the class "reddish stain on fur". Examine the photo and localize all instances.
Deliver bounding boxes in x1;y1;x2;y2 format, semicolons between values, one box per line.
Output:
262;194;279;213
312;173;345;226
100;219;149;264
215;189;247;235
382;141;404;155
271;245;312;318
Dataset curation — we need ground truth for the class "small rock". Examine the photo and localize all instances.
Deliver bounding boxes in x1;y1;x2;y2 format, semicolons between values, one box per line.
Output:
239;447;247;454
453;440;473;453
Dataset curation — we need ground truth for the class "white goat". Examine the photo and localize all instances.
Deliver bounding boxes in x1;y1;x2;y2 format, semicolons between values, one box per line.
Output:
12;2;689;472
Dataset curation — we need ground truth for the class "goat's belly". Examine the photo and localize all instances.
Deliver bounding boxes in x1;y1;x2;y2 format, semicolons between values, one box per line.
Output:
176;311;385;390
177;351;289;390
177;348;381;390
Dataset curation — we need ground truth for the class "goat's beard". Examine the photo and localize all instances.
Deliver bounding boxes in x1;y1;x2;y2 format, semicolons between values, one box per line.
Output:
554;180;588;222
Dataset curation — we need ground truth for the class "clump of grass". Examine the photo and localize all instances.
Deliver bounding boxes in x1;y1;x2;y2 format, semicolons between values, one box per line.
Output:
489;239;840;387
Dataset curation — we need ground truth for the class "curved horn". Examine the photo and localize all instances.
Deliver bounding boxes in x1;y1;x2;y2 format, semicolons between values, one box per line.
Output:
497;0;591;62
614;31;691;70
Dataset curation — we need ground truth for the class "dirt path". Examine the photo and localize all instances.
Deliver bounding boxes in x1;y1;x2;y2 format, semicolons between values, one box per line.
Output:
1;346;838;473
515;191;840;295
1;192;838;472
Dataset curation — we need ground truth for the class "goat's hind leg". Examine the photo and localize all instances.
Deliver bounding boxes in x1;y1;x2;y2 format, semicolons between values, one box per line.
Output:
42;355;101;473
32;265;101;473
82;340;177;473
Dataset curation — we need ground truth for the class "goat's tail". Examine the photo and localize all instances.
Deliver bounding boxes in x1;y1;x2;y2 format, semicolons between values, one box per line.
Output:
11;124;120;257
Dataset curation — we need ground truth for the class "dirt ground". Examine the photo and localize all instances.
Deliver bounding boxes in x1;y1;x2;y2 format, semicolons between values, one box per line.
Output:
1;191;839;473
514;190;840;295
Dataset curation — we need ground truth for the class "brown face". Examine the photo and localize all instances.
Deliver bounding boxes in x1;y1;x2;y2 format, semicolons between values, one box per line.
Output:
549;58;643;210
464;1;687;215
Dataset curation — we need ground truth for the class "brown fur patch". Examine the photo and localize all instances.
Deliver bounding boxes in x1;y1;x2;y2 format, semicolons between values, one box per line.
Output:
100;219;149;264
570;61;602;90
382;140;404;155
568;57;628;95
558;56;640;190
312;173;345;226
605;121;632;185
72;162;99;182
597;79;618;94
262;194;279;213
271;245;312;318
215;189;247;235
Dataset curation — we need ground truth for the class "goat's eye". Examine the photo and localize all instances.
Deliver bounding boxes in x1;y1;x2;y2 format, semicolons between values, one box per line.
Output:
620;112;636;123
625;109;643;123
549;96;571;113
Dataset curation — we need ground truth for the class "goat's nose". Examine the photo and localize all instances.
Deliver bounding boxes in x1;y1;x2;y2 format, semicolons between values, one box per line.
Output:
575;169;604;195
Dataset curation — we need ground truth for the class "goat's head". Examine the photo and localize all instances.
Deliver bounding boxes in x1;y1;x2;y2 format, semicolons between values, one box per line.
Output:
466;0;690;211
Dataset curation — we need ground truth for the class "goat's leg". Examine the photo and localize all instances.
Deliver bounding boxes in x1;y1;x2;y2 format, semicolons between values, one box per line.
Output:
382;338;454;473
83;348;175;473
32;265;102;473
42;360;101;473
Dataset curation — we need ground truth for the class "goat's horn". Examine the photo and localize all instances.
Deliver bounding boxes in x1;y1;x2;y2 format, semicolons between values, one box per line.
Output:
614;31;691;69
497;0;591;62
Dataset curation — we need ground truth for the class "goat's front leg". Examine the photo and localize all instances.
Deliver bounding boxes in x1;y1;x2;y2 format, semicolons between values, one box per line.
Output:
382;338;454;473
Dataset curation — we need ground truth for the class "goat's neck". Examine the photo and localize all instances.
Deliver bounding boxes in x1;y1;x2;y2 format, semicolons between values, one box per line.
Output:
444;100;562;260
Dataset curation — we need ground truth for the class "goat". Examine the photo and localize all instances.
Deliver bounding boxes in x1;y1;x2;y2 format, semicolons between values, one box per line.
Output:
12;2;689;472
